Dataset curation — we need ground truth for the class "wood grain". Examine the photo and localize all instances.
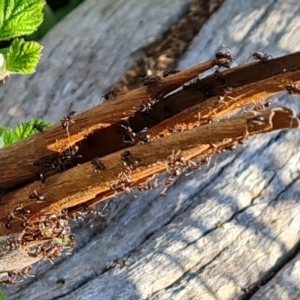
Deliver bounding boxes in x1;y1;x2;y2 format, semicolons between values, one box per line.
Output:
3;0;300;299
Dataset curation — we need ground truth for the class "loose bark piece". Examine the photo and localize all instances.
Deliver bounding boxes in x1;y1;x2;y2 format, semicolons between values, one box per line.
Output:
1;107;297;238
1;52;300;190
4;0;300;298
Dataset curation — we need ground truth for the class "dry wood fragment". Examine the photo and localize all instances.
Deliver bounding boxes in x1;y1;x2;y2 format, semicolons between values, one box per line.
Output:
1;51;300;190
0;52;300;280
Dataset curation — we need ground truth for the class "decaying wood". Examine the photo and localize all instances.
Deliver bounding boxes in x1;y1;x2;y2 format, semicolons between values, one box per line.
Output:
0;107;297;238
1;44;300;290
2;0;300;298
1;51;300;190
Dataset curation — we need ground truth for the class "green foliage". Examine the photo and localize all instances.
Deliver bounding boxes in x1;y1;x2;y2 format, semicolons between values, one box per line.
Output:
0;0;45;80
0;0;45;40
1;119;51;147
0;287;4;299
27;4;58;40
4;38;43;74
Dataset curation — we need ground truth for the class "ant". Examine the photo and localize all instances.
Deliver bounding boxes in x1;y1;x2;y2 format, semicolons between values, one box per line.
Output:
61;145;81;161
121;151;140;168
286;83;300;95
5;219;12;230
142;76;161;94
102;89;118;101
33;123;46;133
162;69;180;77
35;145;81;182
253;100;272;111
60;111;76;135
140;96;160;114
5;211;16;230
141;75;161;89
91;157;105;172
214;48;237;69
0;277;23;285
137;179;159;192
29;190;45;203
14;204;31;215
98;89;120;104
120;123;150;145
252;52;273;63
5;239;21;252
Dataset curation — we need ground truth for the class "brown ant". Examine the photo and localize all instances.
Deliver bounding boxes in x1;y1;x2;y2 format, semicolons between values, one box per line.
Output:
91;157;105;172
0;277;23;285
102;89;118;101
252;52;273;63
162;69;180;77
62;145;81;160
60;111;76;134
215;48;233;67
29;190;45;203
5;211;16;230
5;239;21;251
17;266;34;278
286;83;300;95
120;123;150;145
253;100;272;111
35;145;81;182
214;48;237;69
141;75;161;89
14;204;31;215
121;151;140;168
137;179;159;192
5;219;13;230
140;96;160;114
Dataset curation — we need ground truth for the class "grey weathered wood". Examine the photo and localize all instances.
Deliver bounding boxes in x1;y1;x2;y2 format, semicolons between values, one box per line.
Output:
0;0;192;127
251;252;300;300
3;0;300;299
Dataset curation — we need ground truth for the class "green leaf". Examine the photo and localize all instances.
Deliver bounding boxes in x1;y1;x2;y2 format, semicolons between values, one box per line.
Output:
5;38;43;74
26;4;58;40
0;0;45;40
0;286;5;299
0;125;9;136
2;118;51;146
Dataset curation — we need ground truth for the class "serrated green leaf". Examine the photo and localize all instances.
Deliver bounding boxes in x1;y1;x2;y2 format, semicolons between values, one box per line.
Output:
2;118;51;146
0;0;45;40
2;128;18;145
5;39;43;74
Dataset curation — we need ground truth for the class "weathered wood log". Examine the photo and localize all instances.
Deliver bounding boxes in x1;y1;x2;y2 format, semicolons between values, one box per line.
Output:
1;52;300;190
2;0;300;299
0;107;297;237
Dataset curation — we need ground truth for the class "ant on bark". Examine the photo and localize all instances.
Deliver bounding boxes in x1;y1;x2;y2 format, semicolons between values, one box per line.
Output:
91;157;105;172
60;111;76;136
214;47;238;70
286;83;300;95
251;52;273;63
